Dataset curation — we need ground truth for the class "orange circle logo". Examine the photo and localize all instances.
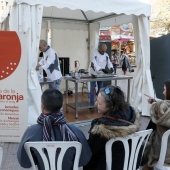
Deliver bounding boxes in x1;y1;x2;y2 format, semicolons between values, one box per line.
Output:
0;31;21;80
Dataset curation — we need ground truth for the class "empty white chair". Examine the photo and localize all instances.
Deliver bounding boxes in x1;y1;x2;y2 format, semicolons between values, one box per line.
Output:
24;141;82;170
105;129;153;170
153;129;170;170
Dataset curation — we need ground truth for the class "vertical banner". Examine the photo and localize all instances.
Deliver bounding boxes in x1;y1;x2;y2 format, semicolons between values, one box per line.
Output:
0;31;27;142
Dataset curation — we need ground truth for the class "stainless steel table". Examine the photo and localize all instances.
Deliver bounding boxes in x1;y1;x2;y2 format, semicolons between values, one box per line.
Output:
64;75;133;118
39;78;53;88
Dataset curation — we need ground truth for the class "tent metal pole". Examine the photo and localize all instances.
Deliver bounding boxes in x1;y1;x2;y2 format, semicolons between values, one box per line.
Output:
87;23;90;65
18;4;22;32
90;14;121;23
43;17;88;23
80;10;90;66
47;20;51;46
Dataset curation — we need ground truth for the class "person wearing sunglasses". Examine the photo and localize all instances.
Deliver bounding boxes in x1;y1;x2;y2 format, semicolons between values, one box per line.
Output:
84;85;140;170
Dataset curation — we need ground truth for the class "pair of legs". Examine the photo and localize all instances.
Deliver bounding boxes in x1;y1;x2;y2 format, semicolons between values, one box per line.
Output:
122;66;127;75
49;77;62;91
90;81;103;105
113;64;118;74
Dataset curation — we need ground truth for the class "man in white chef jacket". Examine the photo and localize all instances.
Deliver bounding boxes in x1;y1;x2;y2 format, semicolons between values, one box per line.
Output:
36;40;62;90
89;44;113;106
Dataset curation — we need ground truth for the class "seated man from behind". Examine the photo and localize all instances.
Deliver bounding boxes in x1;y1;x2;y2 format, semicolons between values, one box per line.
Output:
17;89;92;170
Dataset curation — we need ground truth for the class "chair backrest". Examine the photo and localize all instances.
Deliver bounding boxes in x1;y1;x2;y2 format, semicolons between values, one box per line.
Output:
24;141;82;170
0;147;3;168
154;129;170;170
105;129;153;170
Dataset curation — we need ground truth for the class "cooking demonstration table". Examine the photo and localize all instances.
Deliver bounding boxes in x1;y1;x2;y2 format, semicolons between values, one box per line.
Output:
64;74;133;118
39;78;53;89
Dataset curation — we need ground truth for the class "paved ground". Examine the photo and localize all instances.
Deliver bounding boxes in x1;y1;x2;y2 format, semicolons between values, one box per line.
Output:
0;67;151;170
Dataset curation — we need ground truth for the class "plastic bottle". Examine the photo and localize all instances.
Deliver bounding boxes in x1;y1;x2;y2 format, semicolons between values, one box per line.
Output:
74;61;78;79
39;67;43;80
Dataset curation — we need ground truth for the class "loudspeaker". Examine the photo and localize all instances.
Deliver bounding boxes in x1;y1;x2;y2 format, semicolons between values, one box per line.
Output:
150;34;170;99
59;57;70;76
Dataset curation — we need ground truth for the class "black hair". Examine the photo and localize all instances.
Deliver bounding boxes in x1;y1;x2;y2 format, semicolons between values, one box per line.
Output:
41;89;63;113
100;85;128;116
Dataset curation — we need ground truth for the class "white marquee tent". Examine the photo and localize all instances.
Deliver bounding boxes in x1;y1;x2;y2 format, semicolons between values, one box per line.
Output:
1;0;154;124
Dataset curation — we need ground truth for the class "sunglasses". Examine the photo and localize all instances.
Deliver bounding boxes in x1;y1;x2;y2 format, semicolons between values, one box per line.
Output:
104;86;121;102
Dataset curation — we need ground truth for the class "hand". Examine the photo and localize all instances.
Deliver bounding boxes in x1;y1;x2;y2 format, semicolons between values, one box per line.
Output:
148;98;156;104
35;65;39;70
102;69;108;74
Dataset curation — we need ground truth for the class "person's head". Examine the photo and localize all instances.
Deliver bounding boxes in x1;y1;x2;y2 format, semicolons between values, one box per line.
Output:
120;50;124;55
163;80;170;100
98;44;107;55
112;50;117;55
41;89;63;114
39;40;48;52
95;85;128;116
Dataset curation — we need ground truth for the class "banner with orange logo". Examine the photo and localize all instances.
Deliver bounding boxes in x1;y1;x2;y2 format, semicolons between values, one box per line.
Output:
0;31;27;142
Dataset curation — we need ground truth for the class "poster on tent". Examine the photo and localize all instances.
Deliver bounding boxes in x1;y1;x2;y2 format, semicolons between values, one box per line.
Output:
0;31;27;142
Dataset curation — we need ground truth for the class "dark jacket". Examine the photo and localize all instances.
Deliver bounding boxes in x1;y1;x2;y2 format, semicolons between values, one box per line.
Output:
17;124;92;170
84;106;139;170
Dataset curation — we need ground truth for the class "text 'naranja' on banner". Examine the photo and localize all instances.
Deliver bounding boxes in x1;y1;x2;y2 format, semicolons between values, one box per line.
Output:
0;31;27;142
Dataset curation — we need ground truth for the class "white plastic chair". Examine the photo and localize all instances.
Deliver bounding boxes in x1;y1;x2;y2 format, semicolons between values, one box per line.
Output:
153;129;170;170
24;141;82;170
0;147;3;168
105;129;153;170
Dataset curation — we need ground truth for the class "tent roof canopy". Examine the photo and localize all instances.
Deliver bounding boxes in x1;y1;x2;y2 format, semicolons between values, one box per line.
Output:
15;0;151;23
43;7;118;23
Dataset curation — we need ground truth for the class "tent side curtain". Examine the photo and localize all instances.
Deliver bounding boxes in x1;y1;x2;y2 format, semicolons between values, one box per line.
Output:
9;3;43;125
0;1;13;24
131;15;154;116
15;0;151;17
0;16;9;30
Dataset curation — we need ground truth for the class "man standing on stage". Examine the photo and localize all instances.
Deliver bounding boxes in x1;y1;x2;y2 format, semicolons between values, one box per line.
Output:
36;40;62;90
89;44;113;106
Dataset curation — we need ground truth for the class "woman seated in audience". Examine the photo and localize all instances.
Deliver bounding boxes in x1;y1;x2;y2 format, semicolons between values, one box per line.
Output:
84;85;140;170
142;80;170;170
